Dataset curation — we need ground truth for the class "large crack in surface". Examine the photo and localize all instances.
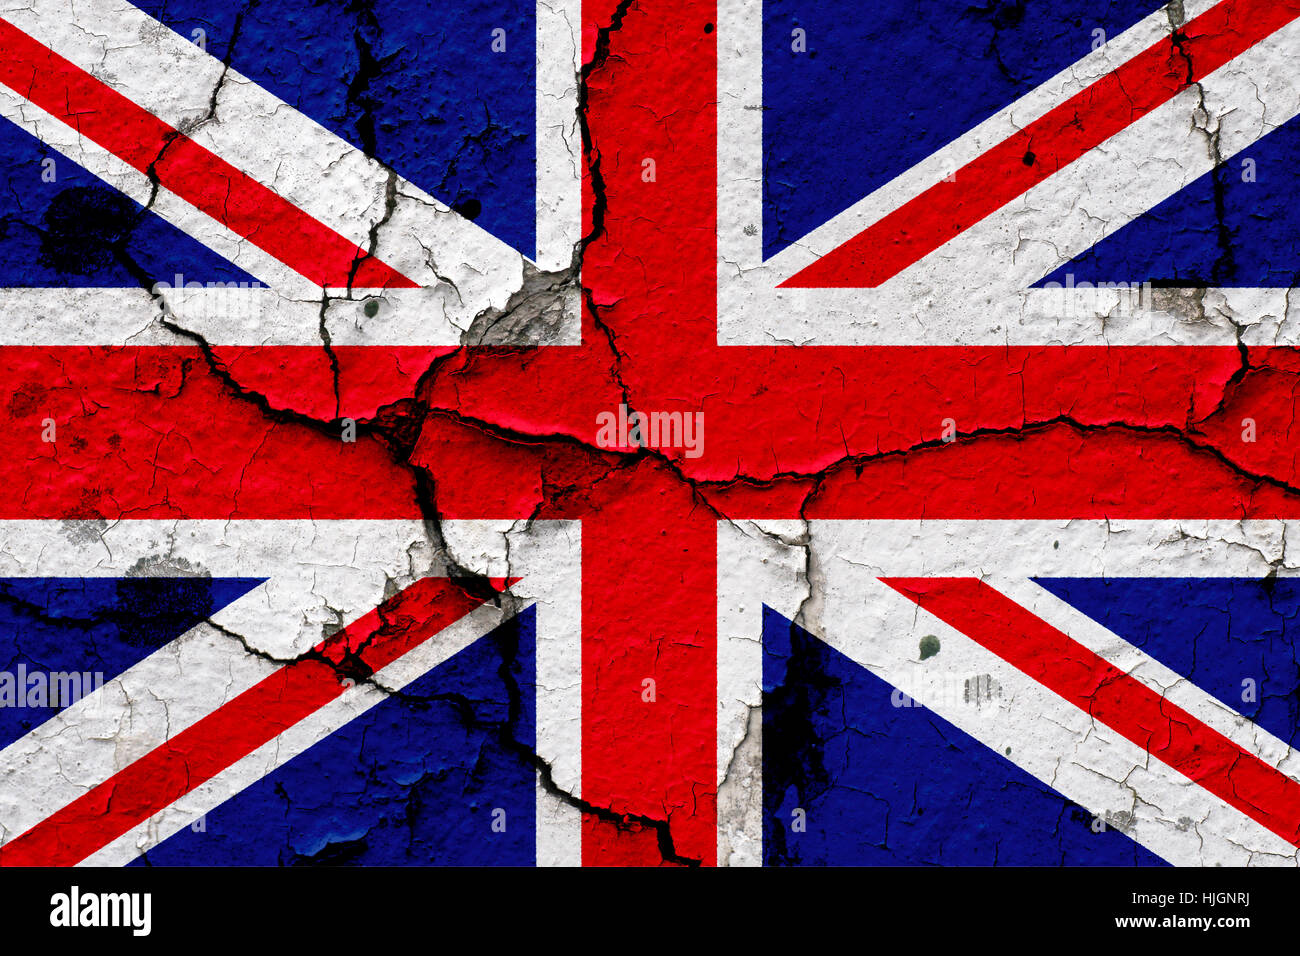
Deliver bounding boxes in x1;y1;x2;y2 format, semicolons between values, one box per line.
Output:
111;0;710;865
93;0;1300;866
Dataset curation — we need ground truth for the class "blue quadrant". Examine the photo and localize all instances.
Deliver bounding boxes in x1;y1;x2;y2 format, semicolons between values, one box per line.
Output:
1036;115;1300;287
761;607;1166;866
131;0;537;257
1035;578;1300;749
0;115;256;287
133;607;537;866
762;0;1166;258
0;577;264;750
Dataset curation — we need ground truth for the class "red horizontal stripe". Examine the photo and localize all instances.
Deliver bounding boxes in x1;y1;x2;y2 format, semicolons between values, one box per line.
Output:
2;345;1299;520
0;18;416;290
0;575;502;866
882;577;1300;848
783;0;1300;288
0;346;423;519
412;344;1300;519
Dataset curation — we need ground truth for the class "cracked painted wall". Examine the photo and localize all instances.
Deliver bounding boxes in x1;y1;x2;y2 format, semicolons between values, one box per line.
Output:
0;0;1296;870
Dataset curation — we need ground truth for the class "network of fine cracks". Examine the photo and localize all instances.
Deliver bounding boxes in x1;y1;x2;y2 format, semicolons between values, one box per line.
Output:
109;0;1296;866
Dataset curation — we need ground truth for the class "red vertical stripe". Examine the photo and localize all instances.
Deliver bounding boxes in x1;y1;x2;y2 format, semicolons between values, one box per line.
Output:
578;0;720;863
580;470;718;864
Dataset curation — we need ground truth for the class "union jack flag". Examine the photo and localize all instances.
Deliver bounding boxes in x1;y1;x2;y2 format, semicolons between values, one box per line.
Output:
0;0;1297;868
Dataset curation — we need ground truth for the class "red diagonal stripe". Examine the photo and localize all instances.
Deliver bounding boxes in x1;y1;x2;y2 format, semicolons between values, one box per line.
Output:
0;18;416;290
0;576;508;866
881;576;1300;848
782;0;1300;288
